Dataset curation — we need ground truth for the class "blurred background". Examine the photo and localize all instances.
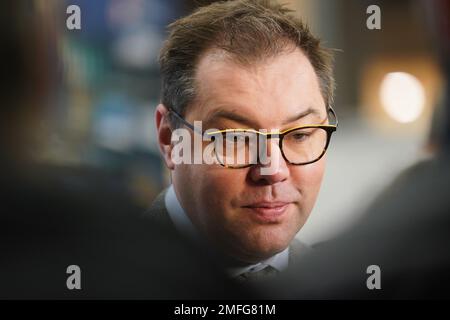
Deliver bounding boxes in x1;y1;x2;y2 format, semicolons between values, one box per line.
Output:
8;0;447;244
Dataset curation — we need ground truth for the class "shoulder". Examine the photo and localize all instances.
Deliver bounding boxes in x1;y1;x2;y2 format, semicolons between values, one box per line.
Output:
143;188;173;228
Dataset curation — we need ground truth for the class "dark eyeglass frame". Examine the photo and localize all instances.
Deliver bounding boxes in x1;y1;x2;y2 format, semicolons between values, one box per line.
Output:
167;106;338;167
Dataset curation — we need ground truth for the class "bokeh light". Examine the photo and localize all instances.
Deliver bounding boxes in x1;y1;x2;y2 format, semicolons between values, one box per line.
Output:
379;72;426;123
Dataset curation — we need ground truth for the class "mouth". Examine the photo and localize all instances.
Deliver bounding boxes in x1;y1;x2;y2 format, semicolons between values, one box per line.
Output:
242;202;291;223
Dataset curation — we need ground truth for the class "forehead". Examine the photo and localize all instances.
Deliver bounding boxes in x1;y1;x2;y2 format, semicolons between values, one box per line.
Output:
190;47;325;127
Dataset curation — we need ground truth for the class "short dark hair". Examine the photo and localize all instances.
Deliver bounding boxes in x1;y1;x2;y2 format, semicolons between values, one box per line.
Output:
159;0;335;126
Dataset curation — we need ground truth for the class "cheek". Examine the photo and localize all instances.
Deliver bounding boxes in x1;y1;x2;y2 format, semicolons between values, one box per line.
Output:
290;158;326;203
194;166;248;214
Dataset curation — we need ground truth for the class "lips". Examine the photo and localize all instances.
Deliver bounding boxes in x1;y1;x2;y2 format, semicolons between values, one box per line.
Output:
242;201;291;223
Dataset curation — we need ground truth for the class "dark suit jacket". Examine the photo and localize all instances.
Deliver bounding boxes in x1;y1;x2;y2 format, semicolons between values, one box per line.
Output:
145;188;312;269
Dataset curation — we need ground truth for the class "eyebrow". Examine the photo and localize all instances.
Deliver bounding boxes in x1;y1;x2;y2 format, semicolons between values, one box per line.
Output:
204;106;322;128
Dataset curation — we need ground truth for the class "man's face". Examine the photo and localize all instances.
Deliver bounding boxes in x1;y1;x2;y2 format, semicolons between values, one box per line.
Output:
171;48;328;263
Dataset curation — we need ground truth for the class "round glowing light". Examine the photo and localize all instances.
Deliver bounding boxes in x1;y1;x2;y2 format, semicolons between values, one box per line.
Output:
379;72;426;123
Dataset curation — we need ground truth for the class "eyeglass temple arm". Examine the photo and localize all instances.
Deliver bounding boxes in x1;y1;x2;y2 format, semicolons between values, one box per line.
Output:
167;107;203;134
328;105;338;127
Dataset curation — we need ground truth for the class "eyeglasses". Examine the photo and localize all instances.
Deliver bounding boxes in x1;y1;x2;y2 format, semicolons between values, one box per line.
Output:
168;106;338;168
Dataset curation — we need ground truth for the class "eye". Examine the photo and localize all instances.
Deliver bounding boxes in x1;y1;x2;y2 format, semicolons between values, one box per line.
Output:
290;132;310;142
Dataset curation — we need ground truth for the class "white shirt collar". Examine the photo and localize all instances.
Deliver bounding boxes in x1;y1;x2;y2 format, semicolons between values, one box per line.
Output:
164;184;289;276
225;248;289;278
165;185;199;241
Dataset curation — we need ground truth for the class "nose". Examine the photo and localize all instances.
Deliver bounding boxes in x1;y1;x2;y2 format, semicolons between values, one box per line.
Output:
249;138;290;184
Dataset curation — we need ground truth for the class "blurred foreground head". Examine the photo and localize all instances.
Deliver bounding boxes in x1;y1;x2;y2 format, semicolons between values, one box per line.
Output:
0;1;244;299
273;0;450;299
1;1;57;163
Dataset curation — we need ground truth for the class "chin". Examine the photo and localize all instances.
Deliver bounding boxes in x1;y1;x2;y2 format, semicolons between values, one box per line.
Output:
236;225;294;261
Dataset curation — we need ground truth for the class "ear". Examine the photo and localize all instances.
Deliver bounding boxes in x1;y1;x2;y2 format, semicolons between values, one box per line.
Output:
155;104;175;170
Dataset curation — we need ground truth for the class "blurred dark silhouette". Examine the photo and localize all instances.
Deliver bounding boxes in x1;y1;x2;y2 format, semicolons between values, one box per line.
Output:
0;1;244;299
273;0;450;299
0;162;243;299
276;154;450;299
